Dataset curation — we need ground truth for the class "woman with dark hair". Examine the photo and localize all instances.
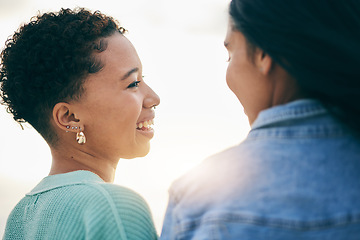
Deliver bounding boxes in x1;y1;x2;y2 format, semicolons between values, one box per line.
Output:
1;8;159;239
160;0;360;239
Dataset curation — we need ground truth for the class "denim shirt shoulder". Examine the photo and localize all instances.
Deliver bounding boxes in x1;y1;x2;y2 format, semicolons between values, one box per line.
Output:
161;99;360;240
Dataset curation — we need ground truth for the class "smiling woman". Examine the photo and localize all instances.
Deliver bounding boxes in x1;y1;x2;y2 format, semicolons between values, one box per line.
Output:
1;8;159;239
51;32;159;173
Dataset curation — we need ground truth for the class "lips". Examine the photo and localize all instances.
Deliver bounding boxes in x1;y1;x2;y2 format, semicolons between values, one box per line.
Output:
136;119;154;131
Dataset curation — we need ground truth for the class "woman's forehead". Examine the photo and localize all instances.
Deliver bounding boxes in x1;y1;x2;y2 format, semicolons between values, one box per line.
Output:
99;33;140;70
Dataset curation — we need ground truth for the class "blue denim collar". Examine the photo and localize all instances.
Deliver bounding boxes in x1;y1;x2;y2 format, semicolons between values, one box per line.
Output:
251;99;327;130
27;170;104;195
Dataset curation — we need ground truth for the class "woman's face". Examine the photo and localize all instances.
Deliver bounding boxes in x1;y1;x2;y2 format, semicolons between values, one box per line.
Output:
73;32;160;160
224;24;274;124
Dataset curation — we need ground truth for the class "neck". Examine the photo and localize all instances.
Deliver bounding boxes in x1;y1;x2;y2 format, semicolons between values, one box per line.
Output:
49;143;118;183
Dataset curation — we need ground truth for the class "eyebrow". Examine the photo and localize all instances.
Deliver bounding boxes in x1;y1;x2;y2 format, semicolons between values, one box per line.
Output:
121;67;139;80
224;41;229;48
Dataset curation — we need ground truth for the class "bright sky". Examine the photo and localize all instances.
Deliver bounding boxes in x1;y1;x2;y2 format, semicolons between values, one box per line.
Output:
0;0;251;235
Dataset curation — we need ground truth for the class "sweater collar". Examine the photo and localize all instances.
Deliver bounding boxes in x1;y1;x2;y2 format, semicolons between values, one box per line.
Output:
27;170;104;195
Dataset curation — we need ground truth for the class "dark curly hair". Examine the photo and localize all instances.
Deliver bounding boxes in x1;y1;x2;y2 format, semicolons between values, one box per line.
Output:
0;8;125;145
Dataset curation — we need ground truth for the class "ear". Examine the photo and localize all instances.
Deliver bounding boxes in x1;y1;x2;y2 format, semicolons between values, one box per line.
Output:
52;102;83;133
255;49;273;76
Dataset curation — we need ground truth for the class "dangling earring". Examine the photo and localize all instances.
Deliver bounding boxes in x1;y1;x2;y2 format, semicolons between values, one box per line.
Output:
76;131;86;144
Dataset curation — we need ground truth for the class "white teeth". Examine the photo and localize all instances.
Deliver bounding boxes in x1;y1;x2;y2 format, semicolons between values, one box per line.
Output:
137;119;154;129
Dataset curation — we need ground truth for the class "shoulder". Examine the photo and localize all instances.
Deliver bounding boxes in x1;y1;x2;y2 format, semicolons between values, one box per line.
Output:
167;136;308;210
89;183;158;238
166;130;360;216
76;181;153;220
62;180;148;207
96;183;152;214
169;143;258;198
72;182;157;239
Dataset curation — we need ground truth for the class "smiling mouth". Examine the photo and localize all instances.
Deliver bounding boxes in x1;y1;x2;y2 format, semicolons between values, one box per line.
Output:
136;119;154;131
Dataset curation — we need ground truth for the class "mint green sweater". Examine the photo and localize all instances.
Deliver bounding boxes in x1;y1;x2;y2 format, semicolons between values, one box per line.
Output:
3;171;158;239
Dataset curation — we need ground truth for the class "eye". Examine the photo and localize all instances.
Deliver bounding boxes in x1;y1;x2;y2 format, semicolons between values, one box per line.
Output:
127;81;141;88
227;56;231;62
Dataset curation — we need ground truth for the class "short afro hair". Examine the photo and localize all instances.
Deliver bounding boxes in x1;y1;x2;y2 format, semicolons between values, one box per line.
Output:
0;8;125;145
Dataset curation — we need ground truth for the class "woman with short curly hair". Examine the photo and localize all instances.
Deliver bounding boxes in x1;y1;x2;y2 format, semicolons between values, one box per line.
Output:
1;8;159;239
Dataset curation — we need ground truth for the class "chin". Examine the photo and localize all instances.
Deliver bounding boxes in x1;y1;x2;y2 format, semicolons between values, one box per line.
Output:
122;144;150;159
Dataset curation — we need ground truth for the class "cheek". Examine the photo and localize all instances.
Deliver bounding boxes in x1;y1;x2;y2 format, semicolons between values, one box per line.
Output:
226;62;237;93
86;93;142;132
226;54;258;94
111;95;142;127
225;57;260;114
226;60;245;99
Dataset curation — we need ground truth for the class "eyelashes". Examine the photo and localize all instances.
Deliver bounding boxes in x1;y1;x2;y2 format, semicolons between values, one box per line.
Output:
127;81;141;88
126;75;145;89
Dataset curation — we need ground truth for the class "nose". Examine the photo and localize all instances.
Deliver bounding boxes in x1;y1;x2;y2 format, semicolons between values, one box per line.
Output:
143;82;160;109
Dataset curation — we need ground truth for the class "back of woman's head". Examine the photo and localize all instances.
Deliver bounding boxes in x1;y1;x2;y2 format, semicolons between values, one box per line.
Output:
229;0;360;134
0;8;124;145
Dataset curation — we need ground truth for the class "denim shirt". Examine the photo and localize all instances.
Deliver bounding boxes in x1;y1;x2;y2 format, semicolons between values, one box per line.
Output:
160;100;360;240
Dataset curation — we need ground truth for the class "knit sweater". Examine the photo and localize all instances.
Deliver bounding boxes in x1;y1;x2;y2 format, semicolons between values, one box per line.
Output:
3;170;158;240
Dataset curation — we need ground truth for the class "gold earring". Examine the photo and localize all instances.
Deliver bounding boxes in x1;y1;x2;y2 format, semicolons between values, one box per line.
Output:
76;131;86;144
